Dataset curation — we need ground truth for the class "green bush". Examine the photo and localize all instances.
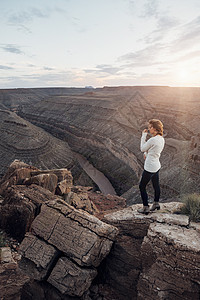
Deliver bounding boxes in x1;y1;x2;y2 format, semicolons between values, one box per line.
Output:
180;193;200;222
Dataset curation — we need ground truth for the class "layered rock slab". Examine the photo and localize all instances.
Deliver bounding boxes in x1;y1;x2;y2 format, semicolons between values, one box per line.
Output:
31;199;118;267
20;199;118;297
48;257;97;297
103;203;200;300
0;184;55;241
0;160;74;241
19;233;59;281
138;222;200;300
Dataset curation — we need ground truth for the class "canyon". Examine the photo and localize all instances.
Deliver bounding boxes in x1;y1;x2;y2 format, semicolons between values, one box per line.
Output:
0;86;200;200
0;86;200;299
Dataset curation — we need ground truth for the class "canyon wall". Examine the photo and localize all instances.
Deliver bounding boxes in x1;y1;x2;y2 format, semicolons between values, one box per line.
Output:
0;86;200;199
18;86;200;197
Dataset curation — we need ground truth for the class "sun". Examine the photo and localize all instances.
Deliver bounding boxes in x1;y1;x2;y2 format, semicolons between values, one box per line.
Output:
178;69;188;80
175;69;191;86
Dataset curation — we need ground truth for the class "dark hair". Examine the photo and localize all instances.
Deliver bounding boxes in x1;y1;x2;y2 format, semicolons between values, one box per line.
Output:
149;119;163;136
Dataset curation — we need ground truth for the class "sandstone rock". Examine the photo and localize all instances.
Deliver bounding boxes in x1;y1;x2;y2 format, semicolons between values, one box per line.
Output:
21;279;80;300
88;191;126;219
31;199;118;267
190;221;200;234
138;222;200;300
103;206;151;299
0;184;56;241
102;203;198;300
18;198;118;298
0;226;29;299
1;160;38;182
0;247;17;268
64;191;99;215
24;173;58;194
19;233;59;280
151;212;189;226
31;168;73;183
71;186;93;193
56;179;72;195
0;264;29;300
0;160;39;195
48;256;97;296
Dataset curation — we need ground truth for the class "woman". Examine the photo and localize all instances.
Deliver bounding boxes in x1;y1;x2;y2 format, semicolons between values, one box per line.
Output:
138;119;165;214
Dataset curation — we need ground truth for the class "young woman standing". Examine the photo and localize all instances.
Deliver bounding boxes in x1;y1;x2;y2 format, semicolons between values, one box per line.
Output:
138;119;165;214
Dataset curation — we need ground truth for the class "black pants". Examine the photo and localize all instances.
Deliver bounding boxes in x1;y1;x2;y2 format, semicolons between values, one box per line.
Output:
139;169;160;206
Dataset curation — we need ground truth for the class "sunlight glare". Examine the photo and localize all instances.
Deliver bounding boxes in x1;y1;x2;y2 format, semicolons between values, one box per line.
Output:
177;69;189;81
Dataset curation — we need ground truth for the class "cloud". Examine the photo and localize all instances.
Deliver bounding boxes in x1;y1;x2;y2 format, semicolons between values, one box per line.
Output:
118;43;166;67
140;0;159;18
118;14;200;70
0;69;78;88
85;64;122;75
7;6;53;33
43;66;54;71
0;44;24;55
8;7;50;25
27;64;36;67
172;50;200;63
143;15;180;44
171;16;200;52
0;65;14;70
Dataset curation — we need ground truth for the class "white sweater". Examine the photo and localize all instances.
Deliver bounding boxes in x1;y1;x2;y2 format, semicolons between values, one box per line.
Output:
140;132;165;173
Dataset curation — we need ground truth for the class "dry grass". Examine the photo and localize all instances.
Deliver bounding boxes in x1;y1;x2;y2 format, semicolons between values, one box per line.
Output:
180;193;200;222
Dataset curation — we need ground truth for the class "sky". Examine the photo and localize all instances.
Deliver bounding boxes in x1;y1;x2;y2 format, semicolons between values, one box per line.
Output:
0;0;200;88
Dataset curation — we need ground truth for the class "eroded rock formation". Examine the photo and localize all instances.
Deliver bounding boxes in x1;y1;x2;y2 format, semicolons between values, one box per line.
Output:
19;199;118;297
0;160;200;299
0;160;73;241
103;203;200;300
0;160;126;299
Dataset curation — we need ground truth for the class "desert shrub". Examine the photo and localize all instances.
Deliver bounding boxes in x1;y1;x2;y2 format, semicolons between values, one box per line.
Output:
180;193;200;222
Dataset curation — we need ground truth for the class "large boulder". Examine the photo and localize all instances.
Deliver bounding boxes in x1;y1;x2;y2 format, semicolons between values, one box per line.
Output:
24;173;58;194
0;160;39;195
56;179;72;195
64;188;99;215
47;257;97;297
0;184;56;241
31;168;73;184
19;199;118;297
19;233;59;281
30;199;118;267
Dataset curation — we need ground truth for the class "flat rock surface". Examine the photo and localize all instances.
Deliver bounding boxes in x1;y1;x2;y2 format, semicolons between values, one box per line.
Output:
31;199;118;267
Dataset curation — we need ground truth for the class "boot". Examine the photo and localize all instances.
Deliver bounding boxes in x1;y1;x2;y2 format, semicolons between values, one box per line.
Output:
150;201;160;211
137;206;150;215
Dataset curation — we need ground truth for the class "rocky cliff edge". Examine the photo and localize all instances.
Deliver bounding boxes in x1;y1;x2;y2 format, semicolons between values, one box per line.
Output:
0;160;199;300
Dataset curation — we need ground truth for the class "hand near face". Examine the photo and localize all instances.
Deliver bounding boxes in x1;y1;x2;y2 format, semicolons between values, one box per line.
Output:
143;129;148;134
